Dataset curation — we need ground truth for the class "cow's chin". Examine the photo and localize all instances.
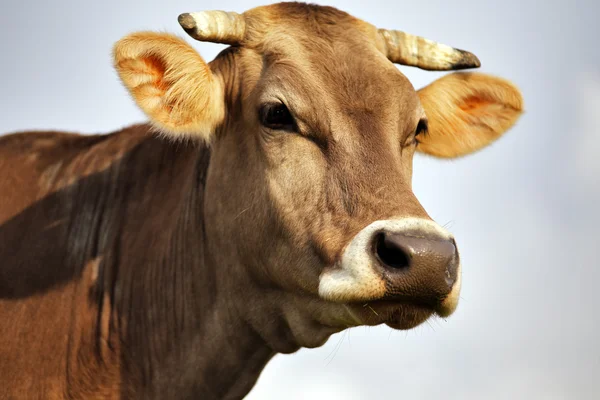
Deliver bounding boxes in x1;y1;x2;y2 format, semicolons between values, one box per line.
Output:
347;300;435;330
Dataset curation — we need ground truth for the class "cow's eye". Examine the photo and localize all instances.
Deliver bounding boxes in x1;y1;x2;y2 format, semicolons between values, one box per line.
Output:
259;103;296;131
414;119;428;144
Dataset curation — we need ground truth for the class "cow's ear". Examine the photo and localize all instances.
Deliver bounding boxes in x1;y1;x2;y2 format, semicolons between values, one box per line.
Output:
113;32;224;141
417;73;523;158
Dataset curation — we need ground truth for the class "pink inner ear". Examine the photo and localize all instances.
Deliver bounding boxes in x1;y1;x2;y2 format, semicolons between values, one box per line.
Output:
459;94;520;133
459;96;486;112
142;55;167;89
141;55;177;114
458;95;498;127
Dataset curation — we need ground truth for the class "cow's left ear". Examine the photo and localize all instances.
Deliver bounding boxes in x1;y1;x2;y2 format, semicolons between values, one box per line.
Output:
113;32;225;141
417;72;523;158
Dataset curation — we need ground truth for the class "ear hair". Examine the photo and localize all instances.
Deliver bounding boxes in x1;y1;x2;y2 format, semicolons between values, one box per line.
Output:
417;72;523;158
113;32;224;141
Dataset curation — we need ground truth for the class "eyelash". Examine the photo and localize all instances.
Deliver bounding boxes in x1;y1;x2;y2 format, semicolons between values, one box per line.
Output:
414;120;428;145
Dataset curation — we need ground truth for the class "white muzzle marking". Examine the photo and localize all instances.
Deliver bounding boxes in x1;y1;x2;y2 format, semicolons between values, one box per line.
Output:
318;217;462;316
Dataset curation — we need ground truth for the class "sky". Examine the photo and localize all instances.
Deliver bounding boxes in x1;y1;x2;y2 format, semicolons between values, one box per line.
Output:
1;0;599;399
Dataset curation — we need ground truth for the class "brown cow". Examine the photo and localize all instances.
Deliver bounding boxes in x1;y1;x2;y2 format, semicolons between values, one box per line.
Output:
0;2;523;399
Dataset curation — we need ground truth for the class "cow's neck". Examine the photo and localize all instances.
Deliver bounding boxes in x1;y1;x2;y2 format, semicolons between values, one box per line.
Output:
91;135;274;398
84;131;343;398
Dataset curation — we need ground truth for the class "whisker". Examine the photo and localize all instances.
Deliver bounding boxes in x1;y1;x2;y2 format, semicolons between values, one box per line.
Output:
443;220;455;229
234;207;251;220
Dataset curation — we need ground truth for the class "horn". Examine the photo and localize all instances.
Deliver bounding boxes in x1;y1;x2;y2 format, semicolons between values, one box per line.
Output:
178;11;246;45
377;29;481;71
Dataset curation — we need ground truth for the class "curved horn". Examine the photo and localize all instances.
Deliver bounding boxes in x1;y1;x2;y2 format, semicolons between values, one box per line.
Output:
178;11;246;45
378;29;481;71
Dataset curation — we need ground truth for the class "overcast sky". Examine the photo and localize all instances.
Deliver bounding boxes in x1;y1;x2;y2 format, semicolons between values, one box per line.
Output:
1;0;598;399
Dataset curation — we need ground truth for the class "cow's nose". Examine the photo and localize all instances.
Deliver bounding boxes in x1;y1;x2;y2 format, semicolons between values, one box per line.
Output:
373;230;459;299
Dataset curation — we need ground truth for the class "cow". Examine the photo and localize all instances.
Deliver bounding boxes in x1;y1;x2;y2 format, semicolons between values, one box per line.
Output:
0;2;523;399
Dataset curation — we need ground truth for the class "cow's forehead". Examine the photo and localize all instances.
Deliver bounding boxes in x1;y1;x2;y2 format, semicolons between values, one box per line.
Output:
244;2;371;39
243;2;384;69
236;5;422;122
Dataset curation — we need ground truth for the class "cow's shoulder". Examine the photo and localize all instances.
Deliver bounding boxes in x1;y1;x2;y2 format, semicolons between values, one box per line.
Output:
0;124;153;221
0;123;152;168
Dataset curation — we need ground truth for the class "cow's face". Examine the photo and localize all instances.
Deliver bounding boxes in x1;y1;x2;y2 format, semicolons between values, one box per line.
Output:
114;3;522;343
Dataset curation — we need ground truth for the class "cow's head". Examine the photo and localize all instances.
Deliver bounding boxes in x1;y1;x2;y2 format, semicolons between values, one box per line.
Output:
114;3;522;348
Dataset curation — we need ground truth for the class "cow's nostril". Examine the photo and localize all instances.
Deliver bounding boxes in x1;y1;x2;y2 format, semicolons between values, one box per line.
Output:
374;232;411;269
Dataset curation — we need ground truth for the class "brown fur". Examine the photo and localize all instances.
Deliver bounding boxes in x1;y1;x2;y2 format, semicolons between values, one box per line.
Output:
0;2;523;399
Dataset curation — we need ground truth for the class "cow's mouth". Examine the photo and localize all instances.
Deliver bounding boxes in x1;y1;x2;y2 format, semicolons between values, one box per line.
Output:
347;300;437;330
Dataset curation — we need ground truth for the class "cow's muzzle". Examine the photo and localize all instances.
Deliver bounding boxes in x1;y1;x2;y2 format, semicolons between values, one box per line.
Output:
373;229;459;304
318;218;462;326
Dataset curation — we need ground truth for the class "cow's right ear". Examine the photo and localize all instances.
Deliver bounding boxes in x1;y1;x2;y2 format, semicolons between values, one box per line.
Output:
113;32;224;141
